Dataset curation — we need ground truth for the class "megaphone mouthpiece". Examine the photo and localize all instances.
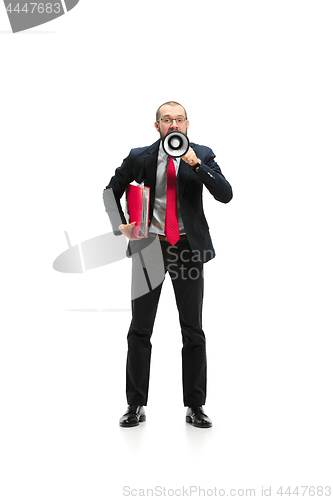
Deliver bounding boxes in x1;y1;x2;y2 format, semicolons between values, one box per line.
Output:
162;130;190;158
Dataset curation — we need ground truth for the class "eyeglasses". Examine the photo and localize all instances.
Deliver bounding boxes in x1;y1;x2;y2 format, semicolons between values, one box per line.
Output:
157;117;187;125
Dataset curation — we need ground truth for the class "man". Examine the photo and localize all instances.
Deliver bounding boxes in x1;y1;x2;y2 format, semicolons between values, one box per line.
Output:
104;101;232;428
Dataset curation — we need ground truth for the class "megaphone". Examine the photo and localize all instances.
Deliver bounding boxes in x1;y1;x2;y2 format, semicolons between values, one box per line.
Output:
162;130;190;158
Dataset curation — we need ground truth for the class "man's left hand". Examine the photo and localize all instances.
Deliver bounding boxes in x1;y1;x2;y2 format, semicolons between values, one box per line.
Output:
181;147;200;168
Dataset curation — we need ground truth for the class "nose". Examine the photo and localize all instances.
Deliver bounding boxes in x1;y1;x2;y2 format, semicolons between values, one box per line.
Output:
170;119;179;130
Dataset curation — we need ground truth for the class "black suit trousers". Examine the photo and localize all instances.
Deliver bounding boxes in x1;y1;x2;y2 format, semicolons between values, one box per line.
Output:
126;236;207;407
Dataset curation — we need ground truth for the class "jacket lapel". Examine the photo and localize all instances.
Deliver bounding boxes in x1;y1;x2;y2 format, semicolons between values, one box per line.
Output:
144;139;160;222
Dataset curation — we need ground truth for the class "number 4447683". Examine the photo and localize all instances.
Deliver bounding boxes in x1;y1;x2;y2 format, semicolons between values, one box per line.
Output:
6;3;61;14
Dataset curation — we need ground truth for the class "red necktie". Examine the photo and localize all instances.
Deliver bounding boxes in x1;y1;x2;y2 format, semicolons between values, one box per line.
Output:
165;156;180;245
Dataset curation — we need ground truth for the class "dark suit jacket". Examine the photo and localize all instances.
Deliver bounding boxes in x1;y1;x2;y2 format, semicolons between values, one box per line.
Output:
104;139;232;263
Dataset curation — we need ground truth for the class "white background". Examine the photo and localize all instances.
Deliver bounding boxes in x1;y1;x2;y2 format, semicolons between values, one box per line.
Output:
1;1;332;499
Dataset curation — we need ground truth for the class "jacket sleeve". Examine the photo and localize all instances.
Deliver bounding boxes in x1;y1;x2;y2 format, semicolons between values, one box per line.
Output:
103;152;135;234
195;147;233;203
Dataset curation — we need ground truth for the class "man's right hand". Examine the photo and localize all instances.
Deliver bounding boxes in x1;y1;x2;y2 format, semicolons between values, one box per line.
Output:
118;222;142;241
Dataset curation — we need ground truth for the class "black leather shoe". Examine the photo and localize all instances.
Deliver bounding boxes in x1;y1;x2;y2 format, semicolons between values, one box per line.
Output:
119;405;146;427
186;406;212;428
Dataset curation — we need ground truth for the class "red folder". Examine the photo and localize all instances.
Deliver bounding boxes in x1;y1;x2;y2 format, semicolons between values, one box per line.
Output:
126;184;150;238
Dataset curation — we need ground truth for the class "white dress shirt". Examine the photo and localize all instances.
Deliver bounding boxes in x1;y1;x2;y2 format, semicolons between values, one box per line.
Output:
150;141;185;235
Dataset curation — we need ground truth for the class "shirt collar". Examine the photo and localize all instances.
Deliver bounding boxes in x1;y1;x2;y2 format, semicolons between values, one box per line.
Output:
158;140;179;164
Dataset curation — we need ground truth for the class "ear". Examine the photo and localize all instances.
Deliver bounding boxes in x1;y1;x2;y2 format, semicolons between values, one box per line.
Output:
154;121;160;133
